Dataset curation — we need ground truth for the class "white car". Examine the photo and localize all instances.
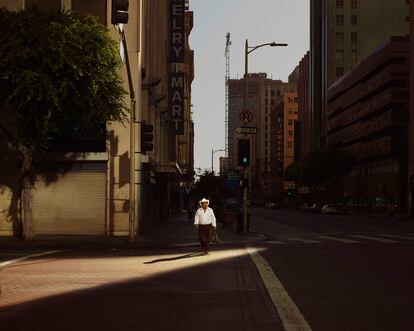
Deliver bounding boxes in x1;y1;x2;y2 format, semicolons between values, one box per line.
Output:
321;204;343;214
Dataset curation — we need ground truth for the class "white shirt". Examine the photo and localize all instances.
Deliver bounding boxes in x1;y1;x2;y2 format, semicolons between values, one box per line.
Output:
194;207;216;227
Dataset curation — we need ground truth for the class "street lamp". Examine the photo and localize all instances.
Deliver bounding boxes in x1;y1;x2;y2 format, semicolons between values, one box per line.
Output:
241;39;287;233
212;148;226;174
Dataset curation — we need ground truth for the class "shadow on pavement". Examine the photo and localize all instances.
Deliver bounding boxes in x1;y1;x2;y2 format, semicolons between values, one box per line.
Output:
0;246;282;331
143;251;206;264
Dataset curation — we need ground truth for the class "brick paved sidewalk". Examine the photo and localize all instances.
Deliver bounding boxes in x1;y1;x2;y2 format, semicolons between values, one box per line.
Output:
0;246;284;331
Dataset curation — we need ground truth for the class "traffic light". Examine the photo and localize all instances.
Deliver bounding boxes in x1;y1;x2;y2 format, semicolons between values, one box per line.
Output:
111;0;129;24
237;139;250;166
141;122;153;153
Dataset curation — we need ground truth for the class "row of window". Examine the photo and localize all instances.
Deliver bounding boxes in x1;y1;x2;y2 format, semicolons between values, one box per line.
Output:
335;49;358;62
265;90;281;97
336;15;357;26
336;32;357;44
336;0;357;9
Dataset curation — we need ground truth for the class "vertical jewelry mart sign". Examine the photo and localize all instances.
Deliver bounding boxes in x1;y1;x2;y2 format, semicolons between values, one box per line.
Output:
170;0;185;134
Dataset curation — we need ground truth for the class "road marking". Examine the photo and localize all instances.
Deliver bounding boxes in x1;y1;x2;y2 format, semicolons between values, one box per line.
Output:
350;235;399;243
266;240;285;244
378;234;414;241
246;246;313;331
287;237;322;244
0;250;62;268
318;235;362;244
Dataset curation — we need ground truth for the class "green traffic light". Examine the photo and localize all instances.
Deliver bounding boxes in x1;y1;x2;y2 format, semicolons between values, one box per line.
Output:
242;157;248;165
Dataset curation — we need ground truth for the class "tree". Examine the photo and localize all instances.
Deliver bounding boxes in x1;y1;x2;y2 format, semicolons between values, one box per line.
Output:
192;168;231;207
285;161;303;182
285;148;355;193
0;7;127;240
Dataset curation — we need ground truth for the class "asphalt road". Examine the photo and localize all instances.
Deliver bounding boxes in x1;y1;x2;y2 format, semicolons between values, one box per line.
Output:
249;208;414;331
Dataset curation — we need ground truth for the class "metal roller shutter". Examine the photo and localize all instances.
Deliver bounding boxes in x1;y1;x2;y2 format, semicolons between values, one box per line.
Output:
32;163;106;235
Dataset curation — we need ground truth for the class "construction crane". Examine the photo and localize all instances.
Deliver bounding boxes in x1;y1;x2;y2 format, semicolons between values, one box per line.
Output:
225;32;231;158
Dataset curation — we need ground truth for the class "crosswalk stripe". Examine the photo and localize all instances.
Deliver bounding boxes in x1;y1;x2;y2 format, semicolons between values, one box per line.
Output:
350;235;399;243
378;234;414;241
318;235;362;243
266;240;285;244
287;237;322;244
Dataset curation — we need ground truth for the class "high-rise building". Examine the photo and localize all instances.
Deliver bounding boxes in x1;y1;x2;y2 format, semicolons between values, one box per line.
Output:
227;74;291;204
298;52;310;160
309;0;410;154
408;0;414;212
271;93;299;196
326;36;409;212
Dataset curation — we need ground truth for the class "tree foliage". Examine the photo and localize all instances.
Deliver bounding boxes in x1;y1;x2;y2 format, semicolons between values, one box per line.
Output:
192;169;234;208
285;148;355;190
0;7;127;153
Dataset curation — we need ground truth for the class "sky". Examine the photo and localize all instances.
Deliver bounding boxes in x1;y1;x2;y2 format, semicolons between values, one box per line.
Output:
189;0;310;172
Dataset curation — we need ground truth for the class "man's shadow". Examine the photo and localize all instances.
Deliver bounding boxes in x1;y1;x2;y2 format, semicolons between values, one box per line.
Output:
144;252;206;264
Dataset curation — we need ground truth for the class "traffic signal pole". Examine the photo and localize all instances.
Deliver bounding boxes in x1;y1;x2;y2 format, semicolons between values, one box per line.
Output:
242;40;249;233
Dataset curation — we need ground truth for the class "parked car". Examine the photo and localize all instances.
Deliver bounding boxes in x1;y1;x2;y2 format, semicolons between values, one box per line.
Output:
265;202;281;209
321;204;344;214
309;203;321;213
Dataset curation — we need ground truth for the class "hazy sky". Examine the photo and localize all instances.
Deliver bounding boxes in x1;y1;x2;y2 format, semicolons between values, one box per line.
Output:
189;0;310;172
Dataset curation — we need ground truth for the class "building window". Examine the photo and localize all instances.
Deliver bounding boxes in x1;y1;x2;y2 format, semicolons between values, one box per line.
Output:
351;32;357;44
335;49;344;61
265;116;268;123
287;141;293;148
336;32;344;43
271;90;275;97
351;0;357;9
406;16;410;22
351;49;357;62
288;130;293;136
336;15;344;25
351;15;357;25
288;120;293;125
336;0;344;8
336;67;344;78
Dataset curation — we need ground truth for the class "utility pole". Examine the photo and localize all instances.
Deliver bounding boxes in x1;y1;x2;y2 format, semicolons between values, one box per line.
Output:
225;33;231;159
242;39;287;232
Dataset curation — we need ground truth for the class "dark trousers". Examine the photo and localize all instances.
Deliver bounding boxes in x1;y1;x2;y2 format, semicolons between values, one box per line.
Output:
198;224;212;252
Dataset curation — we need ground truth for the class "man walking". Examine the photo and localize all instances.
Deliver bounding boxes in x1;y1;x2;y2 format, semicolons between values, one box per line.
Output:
194;198;217;254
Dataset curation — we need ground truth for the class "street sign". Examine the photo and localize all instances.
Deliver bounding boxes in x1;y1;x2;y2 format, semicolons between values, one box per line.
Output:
226;174;241;191
239;110;253;124
235;126;258;134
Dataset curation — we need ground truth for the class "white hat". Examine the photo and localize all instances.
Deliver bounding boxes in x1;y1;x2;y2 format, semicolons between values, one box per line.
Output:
199;198;209;206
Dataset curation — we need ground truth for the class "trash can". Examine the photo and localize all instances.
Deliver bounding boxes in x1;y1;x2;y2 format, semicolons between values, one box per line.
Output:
236;211;243;232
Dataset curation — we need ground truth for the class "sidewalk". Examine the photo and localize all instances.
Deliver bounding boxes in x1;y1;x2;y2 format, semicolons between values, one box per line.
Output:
0;214;284;331
0;211;264;250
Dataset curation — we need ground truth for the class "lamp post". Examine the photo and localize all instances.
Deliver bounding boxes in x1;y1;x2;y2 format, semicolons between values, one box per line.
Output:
242;39;287;233
212;149;226;174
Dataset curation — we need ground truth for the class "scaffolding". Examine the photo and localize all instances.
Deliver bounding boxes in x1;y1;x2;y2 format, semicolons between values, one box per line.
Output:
225;32;231;158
